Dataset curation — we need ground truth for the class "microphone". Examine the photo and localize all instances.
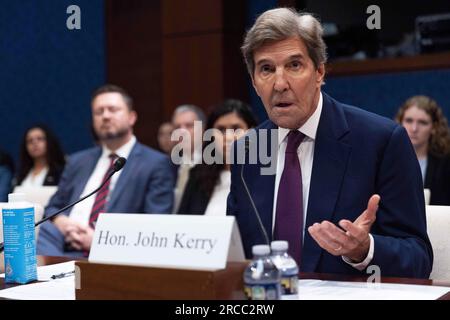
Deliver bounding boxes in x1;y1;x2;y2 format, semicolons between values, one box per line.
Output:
0;157;127;253
240;136;270;245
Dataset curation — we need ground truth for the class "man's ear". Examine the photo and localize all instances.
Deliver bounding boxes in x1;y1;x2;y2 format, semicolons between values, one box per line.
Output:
129;110;138;126
251;76;260;97
316;63;325;85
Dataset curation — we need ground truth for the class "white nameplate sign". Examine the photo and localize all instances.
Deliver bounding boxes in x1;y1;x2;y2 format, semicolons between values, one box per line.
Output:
89;214;245;270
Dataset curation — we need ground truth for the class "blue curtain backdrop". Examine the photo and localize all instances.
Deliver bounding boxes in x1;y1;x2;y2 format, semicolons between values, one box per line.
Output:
324;69;450;120
0;0;105;163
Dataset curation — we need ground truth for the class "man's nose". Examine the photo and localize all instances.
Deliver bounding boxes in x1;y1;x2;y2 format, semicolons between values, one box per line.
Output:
273;69;289;92
101;110;112;119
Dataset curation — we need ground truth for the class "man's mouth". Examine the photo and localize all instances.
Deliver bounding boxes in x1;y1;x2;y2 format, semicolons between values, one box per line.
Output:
274;102;293;108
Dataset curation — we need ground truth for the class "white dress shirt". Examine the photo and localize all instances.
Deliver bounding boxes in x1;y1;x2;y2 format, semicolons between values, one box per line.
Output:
69;136;137;226
271;92;374;270
204;170;231;216
20;166;49;187
418;157;428;182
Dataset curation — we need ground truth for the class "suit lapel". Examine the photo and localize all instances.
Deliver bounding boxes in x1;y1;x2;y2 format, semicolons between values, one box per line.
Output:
301;93;352;272
106;143;142;211
245;121;278;240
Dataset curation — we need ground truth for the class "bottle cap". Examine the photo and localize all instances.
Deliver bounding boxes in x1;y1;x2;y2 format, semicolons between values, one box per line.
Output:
252;244;270;256
271;240;288;251
8;193;26;203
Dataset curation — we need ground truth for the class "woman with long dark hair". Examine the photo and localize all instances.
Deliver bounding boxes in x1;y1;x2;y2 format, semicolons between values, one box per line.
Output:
177;99;257;215
16;124;66;187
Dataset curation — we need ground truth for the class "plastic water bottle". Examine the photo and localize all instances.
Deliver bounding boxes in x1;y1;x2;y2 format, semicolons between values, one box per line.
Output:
243;244;281;300
270;240;299;295
2;193;37;284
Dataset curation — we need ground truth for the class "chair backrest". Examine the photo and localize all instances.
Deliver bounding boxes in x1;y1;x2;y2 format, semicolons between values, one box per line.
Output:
426;205;450;281
13;186;57;208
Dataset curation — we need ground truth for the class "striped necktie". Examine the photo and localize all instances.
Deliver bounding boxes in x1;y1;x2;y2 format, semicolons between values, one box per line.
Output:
88;153;118;229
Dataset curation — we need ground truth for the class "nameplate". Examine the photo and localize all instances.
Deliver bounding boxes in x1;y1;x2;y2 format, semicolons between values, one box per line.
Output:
89;214;245;270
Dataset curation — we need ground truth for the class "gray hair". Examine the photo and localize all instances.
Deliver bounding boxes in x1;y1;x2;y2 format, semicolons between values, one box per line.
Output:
241;7;327;77
172;104;206;123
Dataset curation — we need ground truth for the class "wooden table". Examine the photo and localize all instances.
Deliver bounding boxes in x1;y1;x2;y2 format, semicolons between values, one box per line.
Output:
1;257;449;300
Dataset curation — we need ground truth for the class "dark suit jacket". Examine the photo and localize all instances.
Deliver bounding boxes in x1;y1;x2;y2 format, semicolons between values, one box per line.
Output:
42;165;64;186
37;142;175;257
227;92;433;278
424;153;450;205
16;165;64;187
177;165;211;215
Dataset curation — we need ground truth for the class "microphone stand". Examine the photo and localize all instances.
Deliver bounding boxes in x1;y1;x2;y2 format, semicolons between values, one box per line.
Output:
240;137;270;245
0;157;125;253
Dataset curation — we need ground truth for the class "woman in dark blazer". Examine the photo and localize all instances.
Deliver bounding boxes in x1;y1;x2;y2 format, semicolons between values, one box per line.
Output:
16;124;66;187
177;99;257;215
396;95;450;205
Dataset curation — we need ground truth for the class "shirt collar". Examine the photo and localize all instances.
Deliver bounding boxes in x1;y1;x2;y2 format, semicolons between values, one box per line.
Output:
278;92;323;146
101;135;137;159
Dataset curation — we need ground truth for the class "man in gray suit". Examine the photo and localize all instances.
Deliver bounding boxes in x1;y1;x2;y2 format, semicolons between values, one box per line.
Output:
37;84;174;257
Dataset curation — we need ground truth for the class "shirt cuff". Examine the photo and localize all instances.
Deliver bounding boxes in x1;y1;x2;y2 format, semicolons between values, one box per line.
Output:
342;234;374;271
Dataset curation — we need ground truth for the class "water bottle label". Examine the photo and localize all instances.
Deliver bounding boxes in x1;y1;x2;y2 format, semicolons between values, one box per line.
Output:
281;275;298;295
2;207;37;284
244;283;280;300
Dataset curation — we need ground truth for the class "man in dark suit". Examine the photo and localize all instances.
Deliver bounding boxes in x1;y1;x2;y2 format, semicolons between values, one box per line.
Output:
37;84;174;257
227;8;432;278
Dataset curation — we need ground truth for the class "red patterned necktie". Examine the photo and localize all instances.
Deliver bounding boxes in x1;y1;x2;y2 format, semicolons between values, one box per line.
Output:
88;153;118;229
